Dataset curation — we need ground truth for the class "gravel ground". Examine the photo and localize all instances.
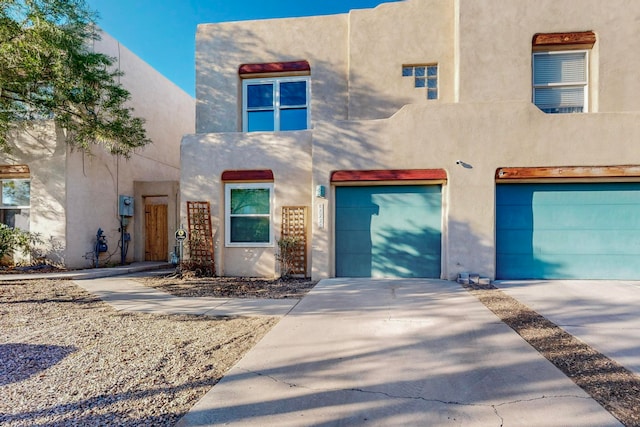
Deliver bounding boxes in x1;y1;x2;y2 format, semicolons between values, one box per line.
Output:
0;279;277;427
2;275;639;427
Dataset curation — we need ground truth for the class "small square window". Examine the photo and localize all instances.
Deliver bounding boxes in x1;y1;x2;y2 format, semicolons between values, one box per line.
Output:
402;64;438;100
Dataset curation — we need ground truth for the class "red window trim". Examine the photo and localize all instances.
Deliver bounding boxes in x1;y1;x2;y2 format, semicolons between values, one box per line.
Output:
239;60;310;76
0;164;30;179
222;170;274;181
532;31;596;48
331;169;447;182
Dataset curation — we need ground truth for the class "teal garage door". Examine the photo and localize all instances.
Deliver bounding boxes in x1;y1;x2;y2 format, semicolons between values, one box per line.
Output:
335;185;442;277
496;183;640;279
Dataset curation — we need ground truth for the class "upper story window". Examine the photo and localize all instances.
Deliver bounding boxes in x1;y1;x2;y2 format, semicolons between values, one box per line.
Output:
243;77;310;132
533;51;587;113
532;31;596;114
0;165;31;230
403;64;438;99
239;60;311;132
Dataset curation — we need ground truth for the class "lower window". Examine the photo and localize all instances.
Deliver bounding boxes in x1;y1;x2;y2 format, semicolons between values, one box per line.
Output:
225;183;273;246
0;179;30;229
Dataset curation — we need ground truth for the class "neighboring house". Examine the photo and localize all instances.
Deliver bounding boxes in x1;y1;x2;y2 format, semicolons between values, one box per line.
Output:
2;31;194;269
182;0;640;281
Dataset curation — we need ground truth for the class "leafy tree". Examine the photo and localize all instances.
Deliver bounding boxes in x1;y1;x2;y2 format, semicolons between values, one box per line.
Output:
0;0;150;156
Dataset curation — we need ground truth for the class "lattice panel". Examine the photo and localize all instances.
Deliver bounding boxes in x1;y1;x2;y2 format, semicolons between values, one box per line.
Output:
186;201;215;274
281;206;307;276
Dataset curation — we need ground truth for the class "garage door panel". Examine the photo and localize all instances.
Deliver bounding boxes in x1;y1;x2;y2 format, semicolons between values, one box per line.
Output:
497;182;640;279
336;185;441;278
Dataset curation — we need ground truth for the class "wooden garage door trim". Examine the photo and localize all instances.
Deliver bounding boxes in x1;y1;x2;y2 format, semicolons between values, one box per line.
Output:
496;165;640;181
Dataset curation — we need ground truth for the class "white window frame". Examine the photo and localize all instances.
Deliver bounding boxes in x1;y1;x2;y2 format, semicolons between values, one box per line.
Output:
225;182;274;247
242;76;310;132
532;50;589;113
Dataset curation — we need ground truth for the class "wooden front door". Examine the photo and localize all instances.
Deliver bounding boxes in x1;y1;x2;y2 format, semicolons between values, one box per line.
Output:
145;204;168;261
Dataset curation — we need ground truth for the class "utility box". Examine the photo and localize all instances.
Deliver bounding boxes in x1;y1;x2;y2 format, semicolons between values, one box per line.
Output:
119;195;134;217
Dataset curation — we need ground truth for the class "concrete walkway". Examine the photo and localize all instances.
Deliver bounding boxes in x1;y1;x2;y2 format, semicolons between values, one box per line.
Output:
177;278;622;427
1;263;300;317
73;275;299;317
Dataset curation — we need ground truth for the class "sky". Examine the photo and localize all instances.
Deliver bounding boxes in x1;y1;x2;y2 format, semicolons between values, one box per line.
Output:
85;0;401;97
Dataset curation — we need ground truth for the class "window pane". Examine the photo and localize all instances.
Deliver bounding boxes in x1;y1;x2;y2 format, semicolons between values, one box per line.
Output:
427;78;437;89
427;89;438;100
1;180;30;206
0;208;29;229
231;188;270;215
402;66;413;77
534;86;584;112
247;111;274;132
230;217;270;243
280;81;307;106
534;52;586;85
415;77;426;88
247;84;274;108
280;108;308;131
427;66;438;77
415;66;426;77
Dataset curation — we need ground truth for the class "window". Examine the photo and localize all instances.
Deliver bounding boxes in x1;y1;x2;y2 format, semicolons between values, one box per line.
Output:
402;65;438;99
532;51;588;113
0;179;30;229
243;77;310;132
225;183;273;246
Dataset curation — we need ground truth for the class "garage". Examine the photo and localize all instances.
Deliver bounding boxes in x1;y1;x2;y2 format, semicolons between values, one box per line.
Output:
496;182;640;279
335;185;442;278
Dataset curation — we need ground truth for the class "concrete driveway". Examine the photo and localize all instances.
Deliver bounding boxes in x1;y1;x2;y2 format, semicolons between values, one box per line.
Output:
495;279;640;376
177;278;620;427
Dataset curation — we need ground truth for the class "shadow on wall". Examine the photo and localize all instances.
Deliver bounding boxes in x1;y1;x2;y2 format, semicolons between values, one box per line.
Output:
196;25;413;134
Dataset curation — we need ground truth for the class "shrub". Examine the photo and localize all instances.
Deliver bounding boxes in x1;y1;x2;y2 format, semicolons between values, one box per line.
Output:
0;224;41;265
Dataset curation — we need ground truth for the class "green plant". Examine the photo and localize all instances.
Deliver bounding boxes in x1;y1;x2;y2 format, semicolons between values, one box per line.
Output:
0;224;42;264
276;236;301;279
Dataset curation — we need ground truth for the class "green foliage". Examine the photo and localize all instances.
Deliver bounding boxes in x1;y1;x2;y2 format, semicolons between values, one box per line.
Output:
276;236;301;278
0;0;150;156
0;223;41;263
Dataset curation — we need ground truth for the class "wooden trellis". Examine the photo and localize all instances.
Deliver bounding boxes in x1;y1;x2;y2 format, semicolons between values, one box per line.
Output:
186;201;215;275
281;206;308;276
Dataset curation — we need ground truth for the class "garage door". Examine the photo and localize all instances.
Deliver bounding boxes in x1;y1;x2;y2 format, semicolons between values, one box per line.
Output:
496;182;640;279
335;185;441;277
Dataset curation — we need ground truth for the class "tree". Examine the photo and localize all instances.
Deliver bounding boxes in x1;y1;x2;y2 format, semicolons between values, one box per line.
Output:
0;0;150;156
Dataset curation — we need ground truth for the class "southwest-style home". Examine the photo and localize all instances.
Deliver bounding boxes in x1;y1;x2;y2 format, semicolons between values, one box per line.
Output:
181;0;640;281
2;31;194;269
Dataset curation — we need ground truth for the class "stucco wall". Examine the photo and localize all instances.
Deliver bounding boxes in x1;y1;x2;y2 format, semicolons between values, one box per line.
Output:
196;15;349;134
456;0;640;112
181;131;312;277
311;102;640;280
347;0;454;119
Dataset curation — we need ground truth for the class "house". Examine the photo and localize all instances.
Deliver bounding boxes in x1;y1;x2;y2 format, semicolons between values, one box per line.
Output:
1;31;194;269
181;0;640;281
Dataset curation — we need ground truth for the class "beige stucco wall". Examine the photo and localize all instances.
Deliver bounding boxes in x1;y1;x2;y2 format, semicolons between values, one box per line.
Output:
456;0;640;112
186;0;640;279
181;131;312;277
3;31;194;269
312;102;640;280
196;15;349;134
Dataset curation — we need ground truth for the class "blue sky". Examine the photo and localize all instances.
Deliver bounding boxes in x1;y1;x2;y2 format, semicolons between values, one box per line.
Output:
86;0;400;97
